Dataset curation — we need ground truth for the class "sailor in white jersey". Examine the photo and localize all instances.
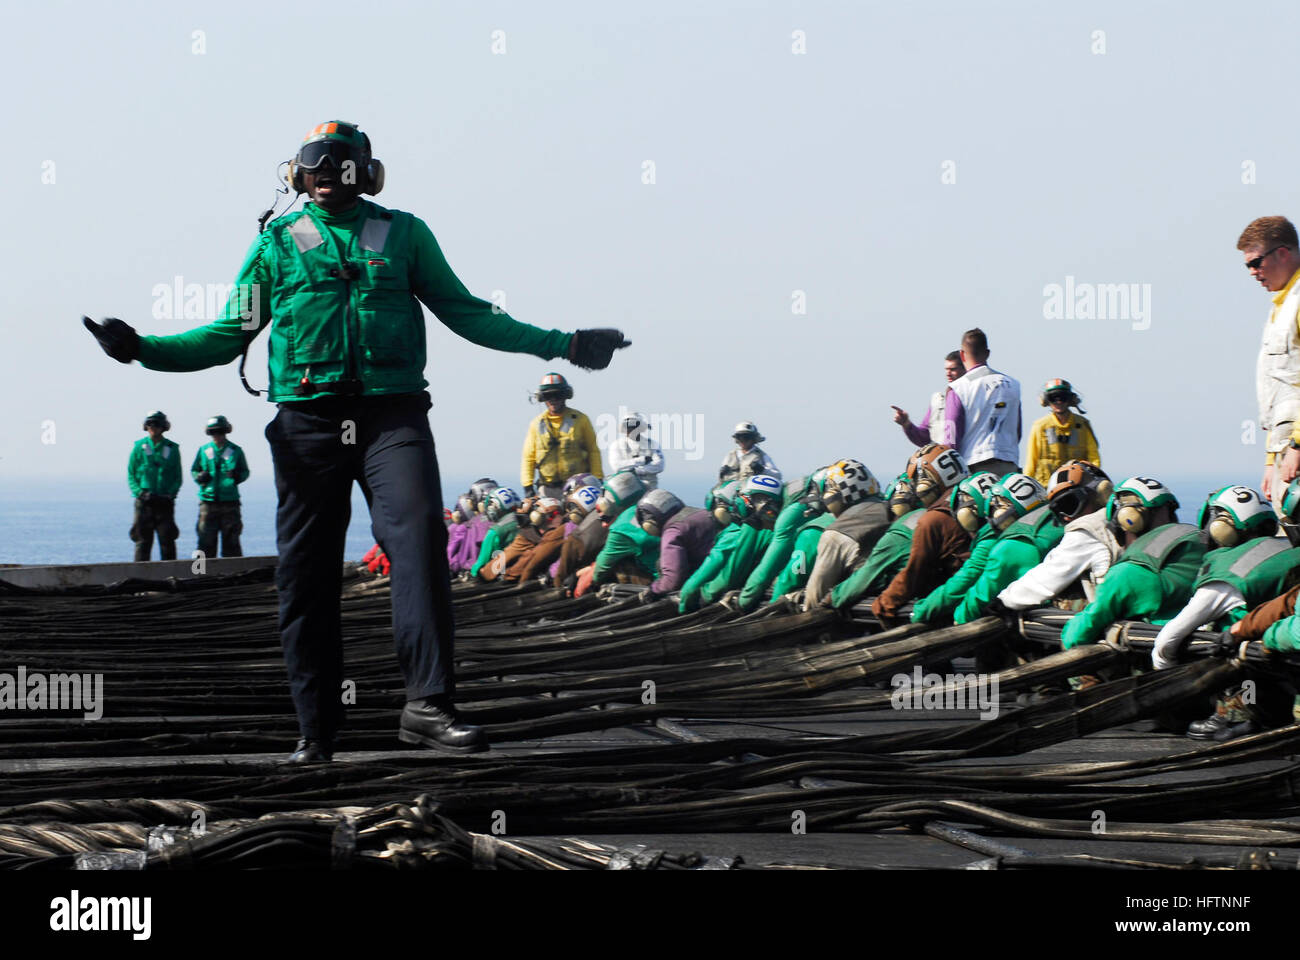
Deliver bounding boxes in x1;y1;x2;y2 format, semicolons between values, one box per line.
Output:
947;327;1022;478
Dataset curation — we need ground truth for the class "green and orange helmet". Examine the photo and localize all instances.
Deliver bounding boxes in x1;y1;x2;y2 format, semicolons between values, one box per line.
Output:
536;372;574;402
1039;378;1080;407
290;121;384;195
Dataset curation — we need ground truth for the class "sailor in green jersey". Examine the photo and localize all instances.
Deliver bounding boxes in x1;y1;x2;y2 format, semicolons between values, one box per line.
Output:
770;513;835;598
470;487;522;579
191;415;250;558
911;472;999;624
127;410;183;562
680;475;782;612
739;460;883;610
1152;485;1300;669
1060;477;1207;650
590;472;657;585
953;474;1063;624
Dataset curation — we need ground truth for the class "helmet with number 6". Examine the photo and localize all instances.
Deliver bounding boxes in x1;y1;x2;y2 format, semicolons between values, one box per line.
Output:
1197;486;1277;548
565;483;603;522
485;486;521;522
822;459;882;516
1105;477;1179;535
907;445;970;506
635;489;685;537
986;474;1048;533
949;472;999;533
734;474;783;527
1047;460;1113;524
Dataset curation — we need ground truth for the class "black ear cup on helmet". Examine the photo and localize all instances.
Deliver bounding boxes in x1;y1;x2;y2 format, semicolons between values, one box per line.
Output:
366;158;384;195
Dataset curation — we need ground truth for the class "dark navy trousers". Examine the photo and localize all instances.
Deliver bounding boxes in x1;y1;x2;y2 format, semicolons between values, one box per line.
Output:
265;391;454;743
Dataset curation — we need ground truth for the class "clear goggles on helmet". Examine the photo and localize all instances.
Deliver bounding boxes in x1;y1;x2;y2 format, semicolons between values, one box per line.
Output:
296;139;362;172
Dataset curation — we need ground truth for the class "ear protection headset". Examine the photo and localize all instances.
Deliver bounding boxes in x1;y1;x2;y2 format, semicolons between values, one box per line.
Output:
288;122;385;196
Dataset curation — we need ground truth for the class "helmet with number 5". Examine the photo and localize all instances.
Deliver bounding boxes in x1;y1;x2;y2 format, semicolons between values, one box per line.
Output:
949;472;999;533
907;445;970;506
485;486;521;522
986;474;1048;533
822;458;882;516
1106;477;1179;535
1197;486;1277;548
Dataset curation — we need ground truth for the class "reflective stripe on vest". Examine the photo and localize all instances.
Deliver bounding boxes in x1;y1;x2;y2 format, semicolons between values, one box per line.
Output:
900;509;924;531
1137;523;1199;564
288;216;324;253
360;218;391;253
1228;537;1290;578
1004;505;1053;542
538;413;575;438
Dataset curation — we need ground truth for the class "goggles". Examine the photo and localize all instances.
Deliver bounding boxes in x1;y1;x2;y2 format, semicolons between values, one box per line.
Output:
296;139;362;172
1048;486;1091;522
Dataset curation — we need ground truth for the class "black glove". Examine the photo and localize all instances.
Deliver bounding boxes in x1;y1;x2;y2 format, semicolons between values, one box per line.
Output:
137;491;152;503
195;471;213;484
568;329;630;371
636;587;660;605
523;485;536;498
562;573;579;597
986;597;1009;617
83;316;140;363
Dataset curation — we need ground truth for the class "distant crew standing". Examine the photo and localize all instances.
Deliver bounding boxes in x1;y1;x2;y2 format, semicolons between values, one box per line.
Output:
718;421;781;485
948;328;1022;478
891;350;965;447
1024;379;1100;486
127;411;182;561
521;373;603;500
192;415;250;558
1239;216;1300;511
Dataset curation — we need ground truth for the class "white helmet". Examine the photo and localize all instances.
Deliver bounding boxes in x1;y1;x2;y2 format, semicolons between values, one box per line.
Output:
732;421;766;443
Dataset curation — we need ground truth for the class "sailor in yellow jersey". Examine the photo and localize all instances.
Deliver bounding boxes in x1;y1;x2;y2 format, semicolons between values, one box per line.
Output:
521;372;603;500
1024;379;1100;486
1240;216;1300;512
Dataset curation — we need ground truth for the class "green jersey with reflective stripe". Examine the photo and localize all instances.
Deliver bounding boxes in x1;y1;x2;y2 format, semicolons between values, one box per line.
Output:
127;436;182;499
1193;538;1300;608
953;508;1063;624
1060;523;1206;649
770;513;835;599
737;497;826;610
471;515;519;578
593;509;660;584
137;200;573;402
191;440;249;502
912;525;997;623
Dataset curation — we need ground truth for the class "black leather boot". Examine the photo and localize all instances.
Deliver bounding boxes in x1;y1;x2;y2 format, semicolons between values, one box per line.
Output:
399;696;488;753
284;738;334;763
1185;714;1258;742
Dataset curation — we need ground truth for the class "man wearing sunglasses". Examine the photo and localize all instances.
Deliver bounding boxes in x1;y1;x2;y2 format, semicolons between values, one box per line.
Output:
83;120;629;764
1240;216;1300;512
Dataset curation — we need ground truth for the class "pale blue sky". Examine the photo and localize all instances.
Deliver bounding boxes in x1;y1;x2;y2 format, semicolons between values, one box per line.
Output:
1;0;1293;502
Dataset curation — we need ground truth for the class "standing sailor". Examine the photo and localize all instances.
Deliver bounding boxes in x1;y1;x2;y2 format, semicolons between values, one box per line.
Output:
606;411;664;490
1024;380;1101;486
947;328;1022;478
191;415;249;558
521;373;603;500
718;421;781;485
1239;217;1300;510
127;411;182;562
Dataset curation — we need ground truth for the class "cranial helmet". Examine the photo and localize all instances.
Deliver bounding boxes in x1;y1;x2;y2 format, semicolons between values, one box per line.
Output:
1106;477;1179;535
563;472;601;496
821;459;883;517
143;410;170;432
732;421;765;443
887;473;920;519
451;494;476;523
1197;485;1277;548
907;446;970;507
537;372;573;402
706;480;741;526
1046;460;1112;524
290;121;384;195
596;470;646;520
205;415;232;435
529;497;564;528
485;486;521;522
949;472;999;533
1039;378;1082;408
635;489;685;537
565;483;603;522
733;474;783;528
986;474;1048;534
